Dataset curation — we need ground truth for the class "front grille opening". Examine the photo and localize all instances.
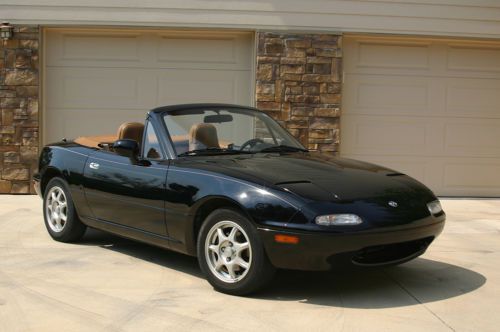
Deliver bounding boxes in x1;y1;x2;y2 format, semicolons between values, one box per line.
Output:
352;237;434;266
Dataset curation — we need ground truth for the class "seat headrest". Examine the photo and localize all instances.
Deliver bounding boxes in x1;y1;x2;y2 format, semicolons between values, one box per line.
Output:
117;122;144;146
189;123;220;150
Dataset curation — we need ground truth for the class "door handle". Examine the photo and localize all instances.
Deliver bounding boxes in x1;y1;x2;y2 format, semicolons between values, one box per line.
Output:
89;162;100;170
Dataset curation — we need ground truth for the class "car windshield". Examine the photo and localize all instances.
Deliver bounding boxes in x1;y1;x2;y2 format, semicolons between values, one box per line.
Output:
163;107;307;156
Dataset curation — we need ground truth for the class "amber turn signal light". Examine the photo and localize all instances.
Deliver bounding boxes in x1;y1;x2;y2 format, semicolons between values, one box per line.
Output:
274;234;299;244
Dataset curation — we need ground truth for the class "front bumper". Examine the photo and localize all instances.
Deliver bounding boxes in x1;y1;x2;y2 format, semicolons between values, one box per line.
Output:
258;215;445;271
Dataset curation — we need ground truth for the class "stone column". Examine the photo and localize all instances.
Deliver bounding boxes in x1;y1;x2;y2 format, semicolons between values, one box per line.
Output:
0;26;40;194
255;32;342;153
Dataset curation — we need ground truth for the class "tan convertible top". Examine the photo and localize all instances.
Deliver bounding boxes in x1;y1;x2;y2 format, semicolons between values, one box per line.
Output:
74;135;117;149
74;122;144;149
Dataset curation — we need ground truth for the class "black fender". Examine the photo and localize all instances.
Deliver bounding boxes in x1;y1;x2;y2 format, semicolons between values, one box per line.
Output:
37;143;93;220
165;165;307;255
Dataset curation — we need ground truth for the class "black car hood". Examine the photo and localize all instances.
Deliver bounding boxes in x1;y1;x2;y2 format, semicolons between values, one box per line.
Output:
189;152;435;202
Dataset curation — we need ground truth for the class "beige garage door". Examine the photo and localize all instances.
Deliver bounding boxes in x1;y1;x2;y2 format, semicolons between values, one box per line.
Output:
43;28;253;144
341;35;500;197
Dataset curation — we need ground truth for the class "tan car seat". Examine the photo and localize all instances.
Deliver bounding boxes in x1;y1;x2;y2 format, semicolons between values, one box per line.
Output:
117;122;145;147
189;123;220;151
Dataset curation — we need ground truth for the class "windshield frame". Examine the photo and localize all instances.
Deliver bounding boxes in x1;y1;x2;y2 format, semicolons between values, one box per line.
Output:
159;105;307;159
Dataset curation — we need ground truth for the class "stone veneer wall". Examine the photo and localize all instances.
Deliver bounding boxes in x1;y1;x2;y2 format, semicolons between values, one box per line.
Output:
256;32;342;152
0;26;39;194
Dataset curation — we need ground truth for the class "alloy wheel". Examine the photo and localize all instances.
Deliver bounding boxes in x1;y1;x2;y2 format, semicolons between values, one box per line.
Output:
45;186;68;233
205;220;252;283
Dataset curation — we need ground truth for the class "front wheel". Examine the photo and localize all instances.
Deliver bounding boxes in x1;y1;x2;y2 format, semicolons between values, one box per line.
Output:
197;209;275;295
43;177;87;242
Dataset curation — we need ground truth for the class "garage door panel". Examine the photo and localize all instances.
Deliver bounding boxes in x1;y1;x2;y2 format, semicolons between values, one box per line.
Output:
348;75;500;119
46;30;143;66
157;70;250;105
342;35;500;196
46;68;152;110
44;28;252;145
346;37;500;80
443;161;500;194
343;116;427;150
344;115;500;159
46;30;252;70
46;109;147;142
444;120;500;157
447;44;500;73
344;75;445;116
157;36;236;64
346;38;432;71
446;80;500;118
341;115;440;156
157;32;252;69
356;79;428;110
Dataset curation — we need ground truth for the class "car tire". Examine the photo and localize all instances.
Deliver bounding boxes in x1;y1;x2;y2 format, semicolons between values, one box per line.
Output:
43;177;87;242
197;208;276;296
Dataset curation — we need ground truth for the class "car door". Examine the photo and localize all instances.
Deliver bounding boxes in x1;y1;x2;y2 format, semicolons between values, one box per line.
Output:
83;120;169;236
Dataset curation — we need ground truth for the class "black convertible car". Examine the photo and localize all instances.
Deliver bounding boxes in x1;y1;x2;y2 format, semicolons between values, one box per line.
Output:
34;104;445;295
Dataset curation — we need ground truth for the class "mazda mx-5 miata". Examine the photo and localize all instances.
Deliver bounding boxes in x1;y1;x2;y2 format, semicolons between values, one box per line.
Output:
34;104;445;295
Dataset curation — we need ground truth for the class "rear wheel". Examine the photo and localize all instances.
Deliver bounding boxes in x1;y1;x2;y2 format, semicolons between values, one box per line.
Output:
43;177;86;242
197;208;275;295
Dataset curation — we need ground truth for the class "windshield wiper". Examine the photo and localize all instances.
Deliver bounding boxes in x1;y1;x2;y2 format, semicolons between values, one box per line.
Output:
178;147;253;157
259;145;308;153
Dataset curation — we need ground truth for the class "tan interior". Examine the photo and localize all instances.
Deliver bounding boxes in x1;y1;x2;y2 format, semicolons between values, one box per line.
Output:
117;122;144;147
74;122;229;154
74;134;118;149
189;123;220;150
74;122;145;149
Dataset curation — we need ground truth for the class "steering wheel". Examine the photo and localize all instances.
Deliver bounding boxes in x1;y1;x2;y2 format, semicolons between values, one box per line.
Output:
240;138;265;151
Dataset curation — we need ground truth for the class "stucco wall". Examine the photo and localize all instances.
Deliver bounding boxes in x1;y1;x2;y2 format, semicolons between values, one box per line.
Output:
2;0;500;39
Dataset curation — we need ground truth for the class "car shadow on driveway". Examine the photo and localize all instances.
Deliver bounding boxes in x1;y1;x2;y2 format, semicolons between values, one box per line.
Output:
256;260;486;308
80;228;204;279
80;228;486;308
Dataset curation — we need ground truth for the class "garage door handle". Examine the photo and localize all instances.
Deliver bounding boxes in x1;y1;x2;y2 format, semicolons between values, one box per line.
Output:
89;162;100;170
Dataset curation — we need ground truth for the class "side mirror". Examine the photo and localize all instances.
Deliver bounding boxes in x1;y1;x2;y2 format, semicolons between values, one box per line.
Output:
112;139;139;160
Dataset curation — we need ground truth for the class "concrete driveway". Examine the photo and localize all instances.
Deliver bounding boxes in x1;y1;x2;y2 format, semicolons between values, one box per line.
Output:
0;196;498;332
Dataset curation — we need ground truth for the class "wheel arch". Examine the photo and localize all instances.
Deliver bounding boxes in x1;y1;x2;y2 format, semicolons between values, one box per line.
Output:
186;196;252;256
40;167;64;197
